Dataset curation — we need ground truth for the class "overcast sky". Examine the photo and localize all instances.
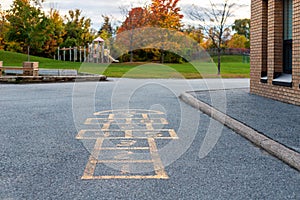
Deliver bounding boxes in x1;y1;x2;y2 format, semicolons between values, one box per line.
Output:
1;0;250;30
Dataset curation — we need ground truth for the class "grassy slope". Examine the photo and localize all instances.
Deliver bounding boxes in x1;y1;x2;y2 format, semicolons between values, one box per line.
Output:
0;50;249;78
0;51;81;69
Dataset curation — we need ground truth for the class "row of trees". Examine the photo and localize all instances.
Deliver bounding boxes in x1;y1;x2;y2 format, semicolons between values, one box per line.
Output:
0;0;94;58
0;0;250;71
115;0;250;73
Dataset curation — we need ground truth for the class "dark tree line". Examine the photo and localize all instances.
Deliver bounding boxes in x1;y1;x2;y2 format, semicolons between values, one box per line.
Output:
0;0;95;58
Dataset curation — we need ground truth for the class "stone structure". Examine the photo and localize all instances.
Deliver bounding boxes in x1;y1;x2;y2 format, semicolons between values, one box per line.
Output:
0;61;39;77
23;62;39;76
250;0;300;105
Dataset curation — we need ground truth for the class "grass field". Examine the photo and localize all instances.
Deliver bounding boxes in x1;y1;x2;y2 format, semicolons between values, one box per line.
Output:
0;50;250;78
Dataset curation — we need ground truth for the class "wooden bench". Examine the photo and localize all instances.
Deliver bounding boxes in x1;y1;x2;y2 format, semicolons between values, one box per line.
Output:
0;61;39;76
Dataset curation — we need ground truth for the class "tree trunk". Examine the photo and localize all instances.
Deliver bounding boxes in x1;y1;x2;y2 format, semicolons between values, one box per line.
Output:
161;49;164;64
161;43;165;64
27;45;30;62
130;50;133;63
130;28;134;63
217;48;221;75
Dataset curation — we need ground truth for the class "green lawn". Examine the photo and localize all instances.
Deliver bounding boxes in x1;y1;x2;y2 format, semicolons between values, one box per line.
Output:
0;50;81;69
0;50;250;78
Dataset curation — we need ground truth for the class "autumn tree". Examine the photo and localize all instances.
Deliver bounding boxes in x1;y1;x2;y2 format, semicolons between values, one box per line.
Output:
42;8;65;57
118;7;150;62
200;38;213;50
118;7;149;33
232;18;250;48
183;25;204;44
150;0;183;30
5;0;51;60
150;0;183;63
187;0;241;74
119;0;183;32
226;33;247;48
117;0;184;63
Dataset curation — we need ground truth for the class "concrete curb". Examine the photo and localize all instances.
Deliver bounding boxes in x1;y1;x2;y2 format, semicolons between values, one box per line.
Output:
0;75;107;83
179;92;300;171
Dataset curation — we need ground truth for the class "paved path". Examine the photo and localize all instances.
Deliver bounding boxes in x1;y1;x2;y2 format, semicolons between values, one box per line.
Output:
191;88;300;153
1;78;299;199
180;89;300;171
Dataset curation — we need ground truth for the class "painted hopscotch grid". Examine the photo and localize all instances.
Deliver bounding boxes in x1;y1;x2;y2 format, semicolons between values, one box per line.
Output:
77;109;178;180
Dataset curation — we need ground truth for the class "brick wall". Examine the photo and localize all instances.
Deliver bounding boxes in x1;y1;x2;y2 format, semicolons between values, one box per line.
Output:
250;0;300;106
250;0;265;79
293;1;300;89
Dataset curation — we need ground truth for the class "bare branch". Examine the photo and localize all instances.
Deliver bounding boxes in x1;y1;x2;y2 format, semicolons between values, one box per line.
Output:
185;0;242;74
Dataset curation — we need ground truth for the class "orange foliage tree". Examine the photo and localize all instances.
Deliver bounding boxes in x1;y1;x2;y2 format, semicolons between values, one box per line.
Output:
116;0;184;63
117;7;150;62
117;7;150;34
149;0;183;62
118;0;183;33
150;0;183;30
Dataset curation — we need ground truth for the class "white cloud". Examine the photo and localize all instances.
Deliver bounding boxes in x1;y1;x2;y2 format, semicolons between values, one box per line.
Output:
1;0;12;10
181;0;250;27
1;0;250;29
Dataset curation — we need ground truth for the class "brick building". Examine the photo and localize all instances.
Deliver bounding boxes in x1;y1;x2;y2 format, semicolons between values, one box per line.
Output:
250;0;300;105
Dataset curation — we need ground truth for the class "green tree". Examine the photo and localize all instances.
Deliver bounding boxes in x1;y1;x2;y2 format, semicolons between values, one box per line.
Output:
99;15;113;39
98;15;114;50
42;8;65;57
232;18;250;40
0;4;8;50
5;0;51;60
62;9;93;47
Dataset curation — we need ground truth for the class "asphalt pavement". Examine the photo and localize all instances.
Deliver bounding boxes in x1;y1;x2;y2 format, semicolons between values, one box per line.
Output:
1;78;299;199
190;88;300;153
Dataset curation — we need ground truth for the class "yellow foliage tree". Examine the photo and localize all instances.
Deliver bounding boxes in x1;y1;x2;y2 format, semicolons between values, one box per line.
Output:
227;33;247;48
150;0;183;30
0;5;8;50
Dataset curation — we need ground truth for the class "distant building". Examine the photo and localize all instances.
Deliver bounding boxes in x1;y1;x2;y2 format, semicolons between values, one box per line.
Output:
250;0;300;105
